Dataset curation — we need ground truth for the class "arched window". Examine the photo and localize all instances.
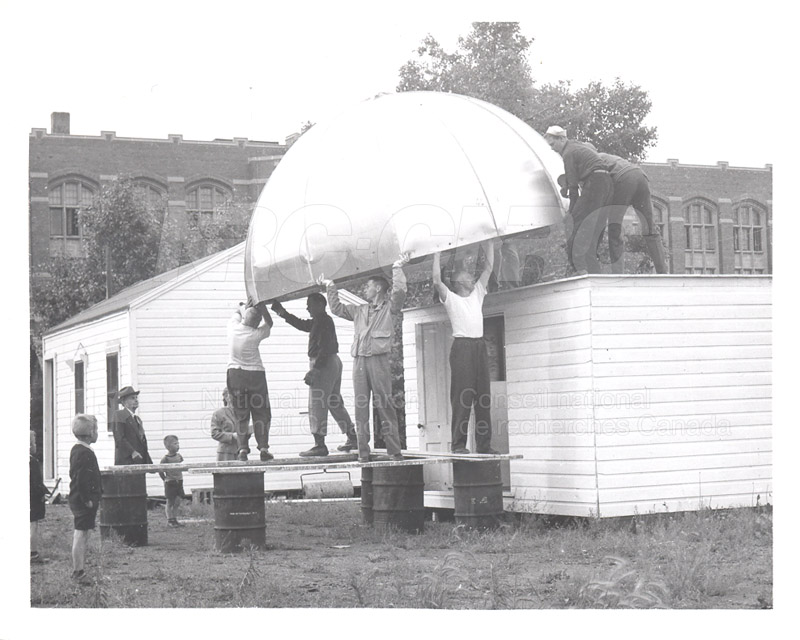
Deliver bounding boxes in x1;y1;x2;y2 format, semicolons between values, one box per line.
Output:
49;179;94;256
134;180;167;209
683;200;718;274
652;201;668;245
186;183;231;227
734;203;765;254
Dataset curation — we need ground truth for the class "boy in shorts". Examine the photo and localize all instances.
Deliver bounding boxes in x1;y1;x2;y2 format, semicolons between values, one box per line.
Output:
68;414;101;585
159;435;186;527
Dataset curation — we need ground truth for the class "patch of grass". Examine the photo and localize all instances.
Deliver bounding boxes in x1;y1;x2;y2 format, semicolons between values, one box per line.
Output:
30;502;771;609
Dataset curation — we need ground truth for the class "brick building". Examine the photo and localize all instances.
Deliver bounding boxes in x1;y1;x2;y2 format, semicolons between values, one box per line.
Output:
29;112;772;281
640;159;772;275
29;112;288;278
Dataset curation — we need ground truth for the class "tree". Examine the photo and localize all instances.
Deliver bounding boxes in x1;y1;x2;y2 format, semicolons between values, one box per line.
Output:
30;176;254;337
398;22;534;120
527;80;657;161
397;22;657;160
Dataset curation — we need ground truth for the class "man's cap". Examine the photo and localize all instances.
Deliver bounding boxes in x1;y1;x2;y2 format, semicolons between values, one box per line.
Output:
117;386;140;401
545;125;567;137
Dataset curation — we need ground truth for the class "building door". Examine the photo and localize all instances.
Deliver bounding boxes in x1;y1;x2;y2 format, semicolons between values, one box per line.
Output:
416;321;453;490
416;315;510;491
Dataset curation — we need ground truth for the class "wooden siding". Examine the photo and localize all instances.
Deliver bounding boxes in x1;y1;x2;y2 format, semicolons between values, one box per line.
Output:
403;275;772;517
131;249;360;494
42;312;131;481
590;277;771;516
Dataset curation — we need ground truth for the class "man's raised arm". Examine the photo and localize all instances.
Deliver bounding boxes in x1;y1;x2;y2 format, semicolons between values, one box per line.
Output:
432;252;449;302
478;239;496;289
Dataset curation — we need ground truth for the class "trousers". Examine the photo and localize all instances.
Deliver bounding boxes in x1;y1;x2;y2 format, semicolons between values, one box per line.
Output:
352;354;402;457
308;355;354;437
226;367;271;452
566;171;614;274
605;168;667;273
449;338;493;452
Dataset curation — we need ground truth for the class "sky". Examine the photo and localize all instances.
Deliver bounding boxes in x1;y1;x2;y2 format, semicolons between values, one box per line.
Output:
8;0;786;167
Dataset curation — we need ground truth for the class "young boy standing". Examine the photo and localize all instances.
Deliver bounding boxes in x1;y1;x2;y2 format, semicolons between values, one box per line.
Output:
210;388;240;462
159;435;186;527
69;414;101;585
30;430;48;564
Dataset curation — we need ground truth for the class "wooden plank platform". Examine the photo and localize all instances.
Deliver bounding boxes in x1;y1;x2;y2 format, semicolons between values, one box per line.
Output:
187;456;455;474
106;451;522;474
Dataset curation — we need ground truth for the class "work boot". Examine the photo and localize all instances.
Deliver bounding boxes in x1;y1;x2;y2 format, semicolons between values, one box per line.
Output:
337;428;358;452
477;447;501;455
260;448;274;462
300;434;329;457
644;233;669;274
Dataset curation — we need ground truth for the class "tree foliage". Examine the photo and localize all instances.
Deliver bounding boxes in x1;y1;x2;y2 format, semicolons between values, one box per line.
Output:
30;176;253;338
397;22;657;161
398;23;534;119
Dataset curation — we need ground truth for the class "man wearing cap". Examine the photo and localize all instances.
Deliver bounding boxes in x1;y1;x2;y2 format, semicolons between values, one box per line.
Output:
271;294;357;457
111;387;153;466
227;300;274;461
594;149;668;274
317;252;411;462
543;125;613;274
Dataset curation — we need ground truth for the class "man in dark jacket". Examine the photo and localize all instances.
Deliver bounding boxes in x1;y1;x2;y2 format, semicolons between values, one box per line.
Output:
544;125;613;274
111;386;153;465
272;294;357;457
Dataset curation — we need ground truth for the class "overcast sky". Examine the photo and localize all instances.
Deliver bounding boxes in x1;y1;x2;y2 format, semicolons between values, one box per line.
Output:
12;0;782;167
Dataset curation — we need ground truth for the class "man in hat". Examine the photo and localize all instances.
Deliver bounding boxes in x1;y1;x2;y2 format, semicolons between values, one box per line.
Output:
317;252;411;462
271;293;357;457
543;125;613;274
111;386;153;465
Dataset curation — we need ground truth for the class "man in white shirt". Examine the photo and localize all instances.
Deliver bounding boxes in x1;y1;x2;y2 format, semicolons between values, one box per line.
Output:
227;301;274;461
432;240;499;455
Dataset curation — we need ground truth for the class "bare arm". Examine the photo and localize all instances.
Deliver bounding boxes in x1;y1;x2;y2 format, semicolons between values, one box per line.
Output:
432;252;448;302
478;240;495;289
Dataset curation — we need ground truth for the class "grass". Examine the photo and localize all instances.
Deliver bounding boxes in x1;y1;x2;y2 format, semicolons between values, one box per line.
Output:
30;500;771;609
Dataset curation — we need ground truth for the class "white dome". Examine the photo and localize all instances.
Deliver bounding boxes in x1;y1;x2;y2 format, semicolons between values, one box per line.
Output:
245;91;566;302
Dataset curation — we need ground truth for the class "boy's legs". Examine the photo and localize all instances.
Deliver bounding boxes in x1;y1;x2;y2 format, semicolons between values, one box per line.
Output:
72;529;90;574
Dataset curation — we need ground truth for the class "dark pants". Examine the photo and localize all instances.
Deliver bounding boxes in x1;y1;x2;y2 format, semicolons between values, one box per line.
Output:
449;338;492;452
566;171;613;274
352;354;402;457
309;355;354;437
226;368;271;452
606;168;660;272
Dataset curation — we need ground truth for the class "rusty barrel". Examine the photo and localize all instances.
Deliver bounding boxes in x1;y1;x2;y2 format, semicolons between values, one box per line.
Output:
361;467;373;525
372;464;424;533
213;471;266;553
100;471;148;546
452;460;504;530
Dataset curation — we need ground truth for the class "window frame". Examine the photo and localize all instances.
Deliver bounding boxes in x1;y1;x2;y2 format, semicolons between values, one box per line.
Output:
106;352;119;431
683;200;719;273
74;359;85;415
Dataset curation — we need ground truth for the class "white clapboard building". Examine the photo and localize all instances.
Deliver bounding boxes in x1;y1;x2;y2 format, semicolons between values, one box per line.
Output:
40;243;388;496
404;275;772;517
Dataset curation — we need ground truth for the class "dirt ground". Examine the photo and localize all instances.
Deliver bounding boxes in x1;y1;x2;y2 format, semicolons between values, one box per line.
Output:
30;500;772;609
